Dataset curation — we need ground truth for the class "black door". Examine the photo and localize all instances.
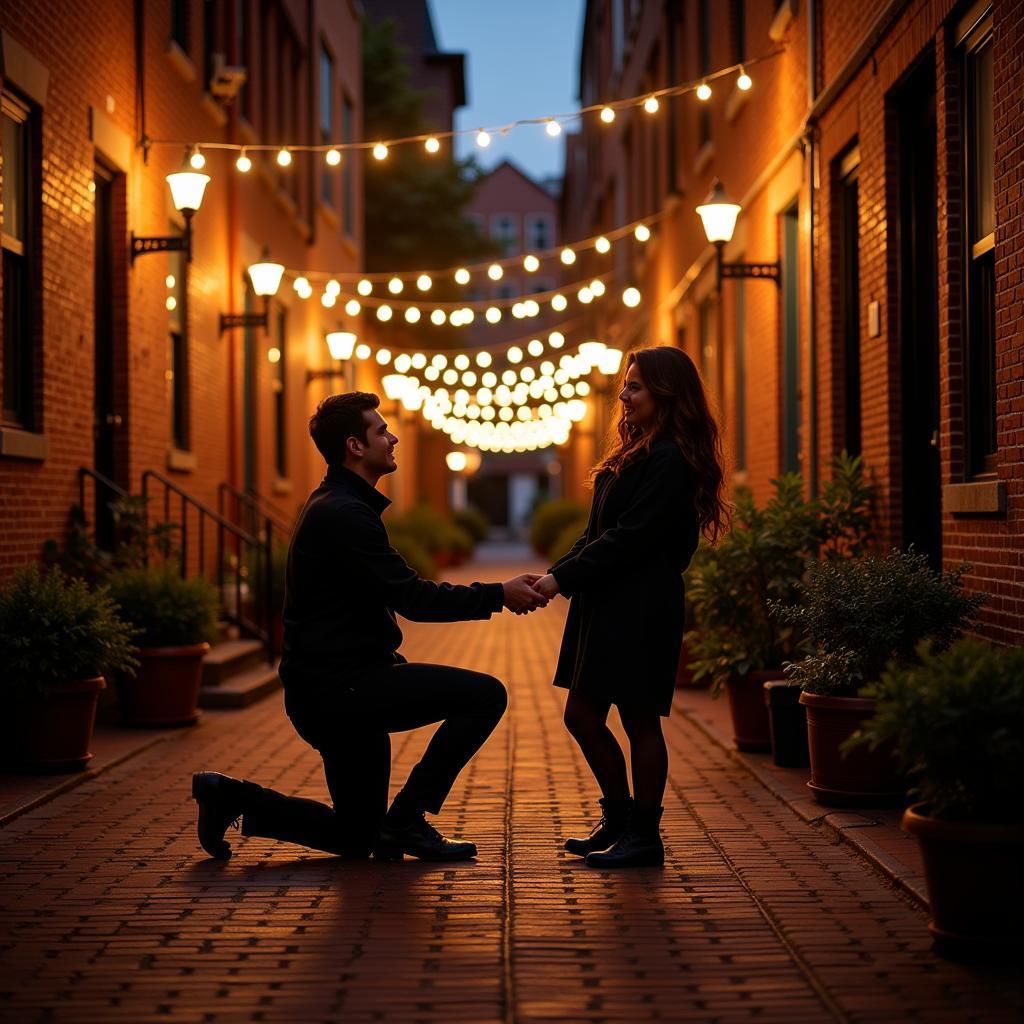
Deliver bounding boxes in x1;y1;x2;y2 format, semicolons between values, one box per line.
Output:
93;164;117;548
896;61;942;568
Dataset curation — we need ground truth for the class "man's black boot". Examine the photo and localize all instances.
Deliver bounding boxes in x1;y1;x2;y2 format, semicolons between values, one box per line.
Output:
564;797;633;857
192;771;262;860
585;804;664;869
374;811;477;862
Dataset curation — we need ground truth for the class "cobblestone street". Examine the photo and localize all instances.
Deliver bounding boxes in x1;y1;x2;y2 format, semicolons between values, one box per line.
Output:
1;560;1021;1023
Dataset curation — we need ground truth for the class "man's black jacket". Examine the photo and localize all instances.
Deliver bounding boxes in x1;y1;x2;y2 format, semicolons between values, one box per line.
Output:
278;465;504;687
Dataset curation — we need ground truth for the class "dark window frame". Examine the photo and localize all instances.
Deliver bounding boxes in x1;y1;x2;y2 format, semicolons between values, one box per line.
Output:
319;40;335;208
171;0;189;53
167;240;190;452
2;91;38;431
341;93;355;237
273;306;287;478
835;147;862;458
697;0;712;147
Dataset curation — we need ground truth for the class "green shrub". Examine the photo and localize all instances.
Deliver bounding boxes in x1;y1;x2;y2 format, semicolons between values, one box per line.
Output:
849;639;1024;822
389;503;450;554
245;540;288;615
441;523;474;559
530;498;588;557
390;530;438;580
549;515;589;563
779;549;986;696
106;567;220;648
0;565;139;700
453;504;489;544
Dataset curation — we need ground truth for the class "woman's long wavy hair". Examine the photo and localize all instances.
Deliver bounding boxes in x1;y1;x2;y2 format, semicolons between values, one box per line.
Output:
590;346;729;542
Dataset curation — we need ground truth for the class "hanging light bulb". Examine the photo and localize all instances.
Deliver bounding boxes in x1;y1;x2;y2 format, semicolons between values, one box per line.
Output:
395;353;412;373
189;145;206;170
357;279;373;296
589;279;606;297
405;307;421;324
411;352;427;369
523;254;540;272
454;354;470;370
416;274;432;291
578;287;594;305
548;331;565;348
355;344;371;360
528;339;544;357
449;309;464;326
460;308;475;324
166;296;177;311
476;351;493;368
424;136;440;154
487;263;504;281
600;106;615;124
373;142;389;160
377;304;393;322
560;247;576;265
696;81;712;102
737;67;752;91
551;293;568;312
388;277;404;294
430;309;447;326
507;347;523;364
643;95;660;114
524;299;540;317
545;118;562;137
293;276;309;293
325;148;342;166
454;267;471;285
512;302;525;319
485;307;501;324
276;147;292;167
235;149;252;173
376;348;392;365
345;299;361;316
325;279;341;296
634;223;651;242
443;369;459;386
595;235;611;254
432;354;448;368
321;292;336;308
476;129;491;148
622;287;642;308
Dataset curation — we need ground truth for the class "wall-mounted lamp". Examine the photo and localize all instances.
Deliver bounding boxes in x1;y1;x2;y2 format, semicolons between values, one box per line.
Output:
220;249;285;333
131;164;210;263
306;332;357;384
696;179;780;291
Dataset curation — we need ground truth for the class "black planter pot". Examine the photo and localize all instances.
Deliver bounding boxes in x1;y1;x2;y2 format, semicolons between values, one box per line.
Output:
764;680;809;768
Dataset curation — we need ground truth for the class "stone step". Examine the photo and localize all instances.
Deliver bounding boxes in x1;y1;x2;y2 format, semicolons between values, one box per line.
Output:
201;638;267;688
199;662;281;709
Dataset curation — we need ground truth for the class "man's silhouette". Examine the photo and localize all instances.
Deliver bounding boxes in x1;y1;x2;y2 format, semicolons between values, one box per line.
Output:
193;392;546;861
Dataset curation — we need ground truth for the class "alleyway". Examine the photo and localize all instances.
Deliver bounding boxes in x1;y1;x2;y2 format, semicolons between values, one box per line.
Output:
0;558;1020;1023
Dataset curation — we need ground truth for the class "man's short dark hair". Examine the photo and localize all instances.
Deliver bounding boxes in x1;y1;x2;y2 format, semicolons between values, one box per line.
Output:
309;392;380;465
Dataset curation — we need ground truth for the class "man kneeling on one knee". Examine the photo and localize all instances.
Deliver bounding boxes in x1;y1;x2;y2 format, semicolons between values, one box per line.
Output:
193;392;547;862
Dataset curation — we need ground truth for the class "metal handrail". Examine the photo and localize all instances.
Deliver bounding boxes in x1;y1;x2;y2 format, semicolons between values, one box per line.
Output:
78;466;129;510
217;481;292;539
142;470;276;663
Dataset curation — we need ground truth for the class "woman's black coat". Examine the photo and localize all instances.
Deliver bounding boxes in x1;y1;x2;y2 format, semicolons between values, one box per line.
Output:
548;438;699;716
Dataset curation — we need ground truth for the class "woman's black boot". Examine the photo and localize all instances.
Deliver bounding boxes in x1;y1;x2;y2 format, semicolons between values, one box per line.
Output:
584;804;664;868
564;797;633;857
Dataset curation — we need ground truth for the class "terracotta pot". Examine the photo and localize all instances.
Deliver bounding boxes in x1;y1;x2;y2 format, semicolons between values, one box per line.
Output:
674;636;702;688
799;691;904;807
115;643;208;727
724;670;783;752
764;680;809;768
903;804;1024;961
3;677;106;772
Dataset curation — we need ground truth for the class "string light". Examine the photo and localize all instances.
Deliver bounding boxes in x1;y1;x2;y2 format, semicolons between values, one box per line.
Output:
376;348;392;365
388;277;404;294
485;307;502;324
321;292;336;308
373;142;388;160
600;106;616;123
590;279;606;297
545;119;562;137
488;263;504;281
430;309;447;325
276;148;292;167
476;351;493;367
189;145;206;170
325;148;342;166
355;344;371;360
235;149;251;173
377;304;393;322
425;136;440;153
737;67;752;91
560;247;576;265
595;235;611;254
293;276;309;293
551;294;568;312
508;347;523;363
357;279;373;296
523;255;540;272
643;96;660;114
268;346;281;363
476;129;491;148
622;287;642;308
696;81;712;102
634;224;651;242
405;307;421;324
345;299;361;316
416;274;432;291
454;267;471;285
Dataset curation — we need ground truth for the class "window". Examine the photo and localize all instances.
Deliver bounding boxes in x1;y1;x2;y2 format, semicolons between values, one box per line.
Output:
490;213;520;255
732;0;746;63
734;279;747;471
525;213;552;251
835;150;861;457
2;93;36;430
171;0;188;52
962;12;996;475
781;202;801;473
273;307;287;478
342;95;354;235
320;44;335;207
698;0;712;147
167;244;189;450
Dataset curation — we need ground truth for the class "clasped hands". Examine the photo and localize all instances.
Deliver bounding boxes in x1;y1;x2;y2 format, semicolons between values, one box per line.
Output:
501;573;561;615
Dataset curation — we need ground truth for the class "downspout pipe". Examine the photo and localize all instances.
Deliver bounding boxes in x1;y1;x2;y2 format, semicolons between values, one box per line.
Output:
805;0;819;497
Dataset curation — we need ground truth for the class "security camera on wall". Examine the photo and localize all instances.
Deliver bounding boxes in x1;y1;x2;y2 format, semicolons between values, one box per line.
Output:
208;53;248;103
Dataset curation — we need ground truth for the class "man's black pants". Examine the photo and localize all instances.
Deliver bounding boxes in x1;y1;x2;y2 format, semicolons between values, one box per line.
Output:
240;661;508;854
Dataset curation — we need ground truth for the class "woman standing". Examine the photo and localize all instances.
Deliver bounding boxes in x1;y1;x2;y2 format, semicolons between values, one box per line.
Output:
531;346;727;868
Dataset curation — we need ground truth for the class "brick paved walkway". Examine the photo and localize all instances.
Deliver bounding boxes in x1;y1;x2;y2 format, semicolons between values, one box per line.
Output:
1;561;1021;1022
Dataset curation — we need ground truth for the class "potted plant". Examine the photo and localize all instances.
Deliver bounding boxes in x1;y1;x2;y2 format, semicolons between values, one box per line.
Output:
106;567;219;727
782;550;986;807
0;565;138;771
851;639;1024;959
529;498;588;559
453;504;489;548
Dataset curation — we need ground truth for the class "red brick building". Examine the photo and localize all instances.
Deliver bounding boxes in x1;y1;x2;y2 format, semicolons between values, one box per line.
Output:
562;0;1024;644
0;0;380;575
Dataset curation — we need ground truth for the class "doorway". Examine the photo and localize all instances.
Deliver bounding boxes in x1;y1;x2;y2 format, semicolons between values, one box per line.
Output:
93;163;117;547
895;59;941;567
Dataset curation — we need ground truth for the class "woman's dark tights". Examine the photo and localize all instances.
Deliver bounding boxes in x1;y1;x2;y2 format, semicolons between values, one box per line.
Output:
563;692;668;807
